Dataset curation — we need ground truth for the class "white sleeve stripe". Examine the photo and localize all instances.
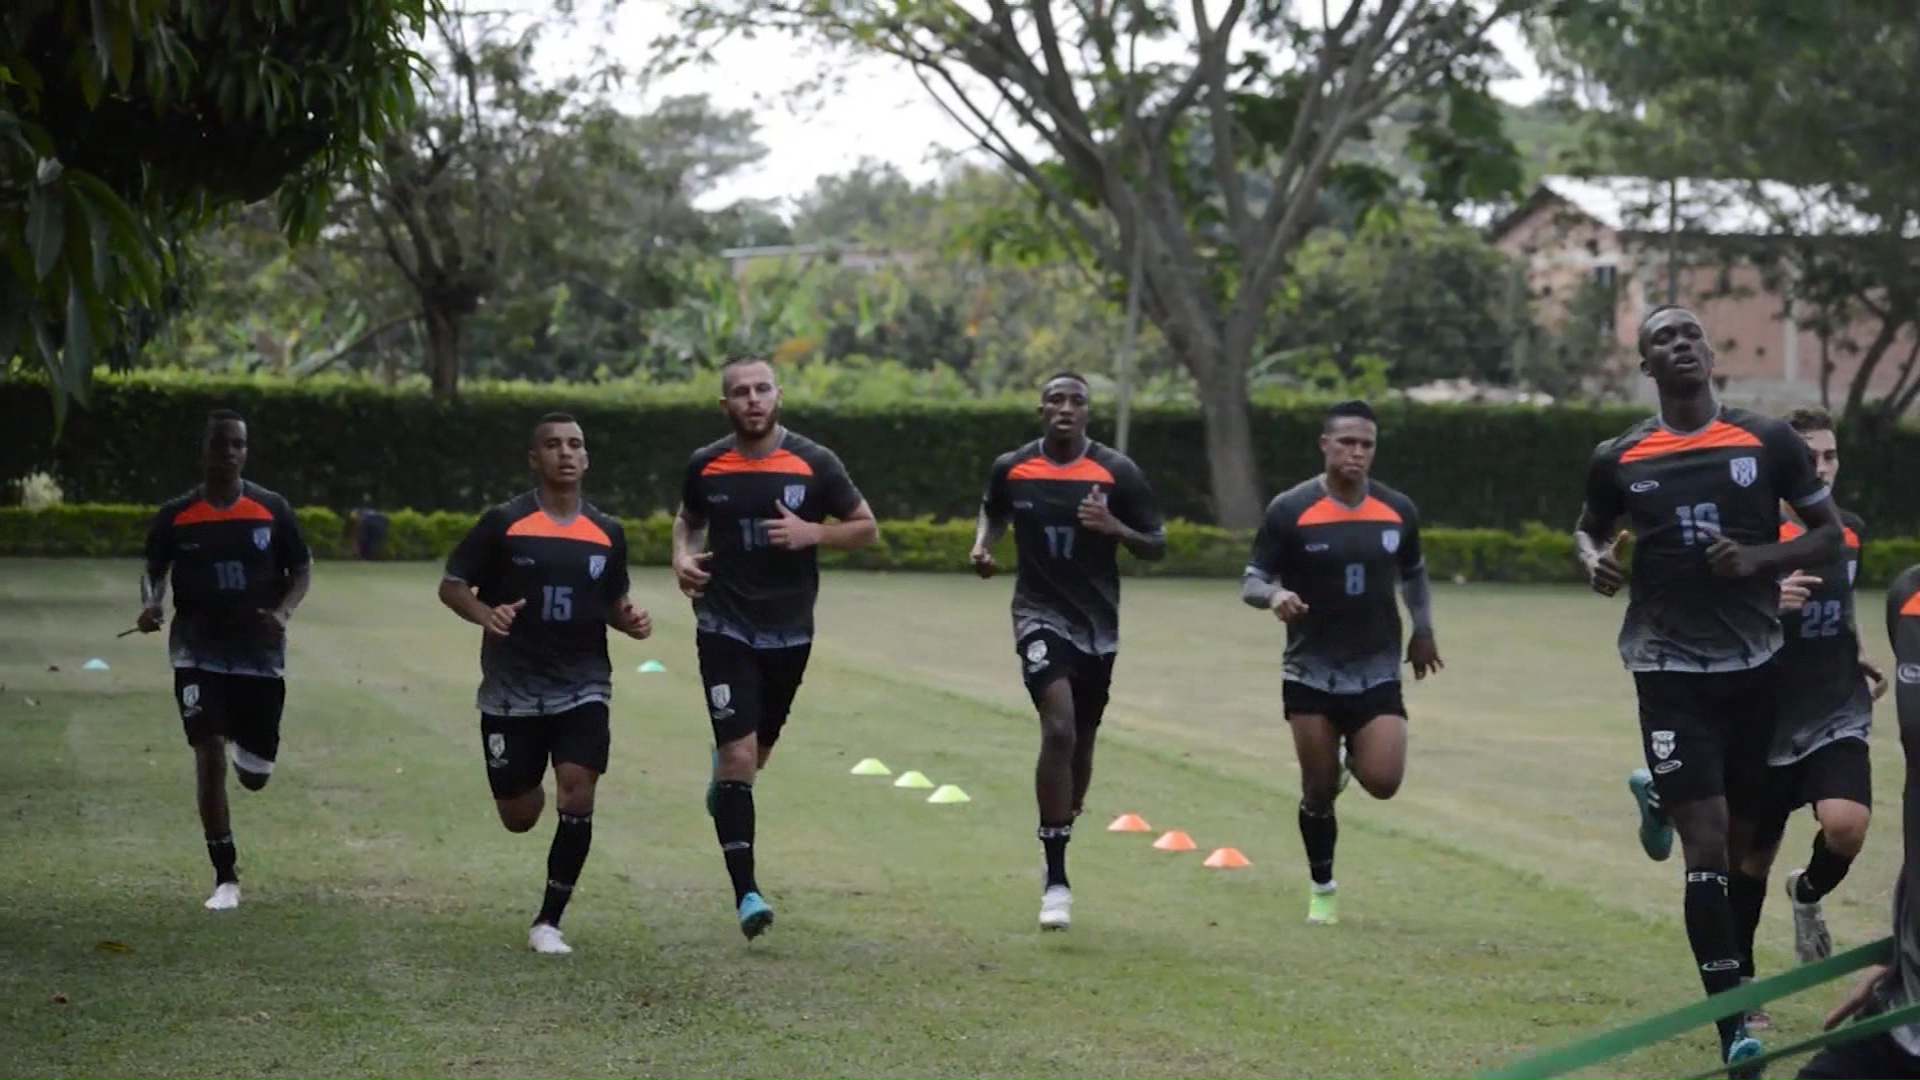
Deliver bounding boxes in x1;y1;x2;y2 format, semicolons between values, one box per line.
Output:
1791;486;1833;509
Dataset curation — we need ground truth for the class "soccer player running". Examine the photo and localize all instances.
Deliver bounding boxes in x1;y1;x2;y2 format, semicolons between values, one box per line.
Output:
137;409;313;912
1577;305;1845;1074
1240;399;1440;927
1793;563;1920;1080
970;372;1166;931
672;356;878;940
439;413;653;956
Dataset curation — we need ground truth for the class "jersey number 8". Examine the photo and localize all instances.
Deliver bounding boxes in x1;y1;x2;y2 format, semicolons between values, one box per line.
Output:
1344;563;1365;596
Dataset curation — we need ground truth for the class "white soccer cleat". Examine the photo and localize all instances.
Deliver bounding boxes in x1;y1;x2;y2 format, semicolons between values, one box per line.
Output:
1039;885;1072;930
528;922;573;955
204;882;241;911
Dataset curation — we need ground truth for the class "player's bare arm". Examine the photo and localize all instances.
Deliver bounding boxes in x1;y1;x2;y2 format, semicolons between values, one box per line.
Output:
260;565;311;639
1075;484;1166;561
970;503;1009;578
671;505;713;598
1401;566;1442;678
765;499;878;552
137;564;168;632
1777;569;1821;614
608;595;653;639
1706;495;1843;579
1573;506;1630;596
437;578;524;638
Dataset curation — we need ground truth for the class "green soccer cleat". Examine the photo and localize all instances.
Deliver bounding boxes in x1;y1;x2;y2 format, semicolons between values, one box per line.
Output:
1628;767;1674;862
1307;884;1338;925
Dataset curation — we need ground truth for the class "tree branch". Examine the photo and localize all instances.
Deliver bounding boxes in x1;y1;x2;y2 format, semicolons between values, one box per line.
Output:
1842;308;1904;418
1193;0;1252;248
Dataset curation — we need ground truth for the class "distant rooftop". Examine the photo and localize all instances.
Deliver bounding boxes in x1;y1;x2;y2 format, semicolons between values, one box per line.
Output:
1489;174;1893;240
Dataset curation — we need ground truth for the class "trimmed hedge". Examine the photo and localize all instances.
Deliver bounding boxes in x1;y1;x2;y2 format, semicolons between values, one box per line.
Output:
9;375;1920;530
9;505;1920;588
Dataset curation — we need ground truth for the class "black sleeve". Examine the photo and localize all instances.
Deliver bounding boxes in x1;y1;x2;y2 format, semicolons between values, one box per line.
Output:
680;455;707;525
270;496;313;575
1244;497;1293;582
143;506;173;588
1396;496;1425;577
605;518;633;602
982;457;1012;520
816;449;865;519
444;508;507;591
1582;443;1626;528
1762;418;1829;509
1111;458;1166;539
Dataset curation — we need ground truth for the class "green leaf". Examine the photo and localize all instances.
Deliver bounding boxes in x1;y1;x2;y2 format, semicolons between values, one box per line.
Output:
26;184;67;281
109;11;136;88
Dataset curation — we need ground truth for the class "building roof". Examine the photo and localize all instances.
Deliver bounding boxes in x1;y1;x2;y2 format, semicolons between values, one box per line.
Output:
1487;174;1887;241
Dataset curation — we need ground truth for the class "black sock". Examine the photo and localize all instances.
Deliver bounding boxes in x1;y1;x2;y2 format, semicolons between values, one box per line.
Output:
1728;871;1767;981
205;832;237;885
1684;868;1747;1052
1299;802;1337;886
1038;821;1073;888
534;811;593;928
712;780;758;905
1797;831;1855;903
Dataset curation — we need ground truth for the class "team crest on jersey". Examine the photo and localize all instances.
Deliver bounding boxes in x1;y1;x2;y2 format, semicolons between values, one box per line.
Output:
1381;529;1400;553
1650;730;1675;760
782;484;807;510
588;554;605;580
1729;456;1758;487
252;526;271;550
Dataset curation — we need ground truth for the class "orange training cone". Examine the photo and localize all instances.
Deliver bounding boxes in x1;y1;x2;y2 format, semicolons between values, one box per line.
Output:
1107;813;1152;832
1152;830;1196;851
1203;847;1251;868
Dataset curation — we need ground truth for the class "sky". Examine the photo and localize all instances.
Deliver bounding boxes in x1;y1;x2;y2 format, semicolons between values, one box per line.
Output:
520;1;1549;212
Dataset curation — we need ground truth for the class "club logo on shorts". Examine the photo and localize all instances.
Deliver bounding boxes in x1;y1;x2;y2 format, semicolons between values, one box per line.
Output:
252;526;271;550
180;682;201;717
709;683;734;719
1650;730;1676;760
1026;639;1048;664
1381;529;1400;553
782;484;806;510
487;732;506;764
1898;663;1920;685
588;554;606;580
1729;456;1758;487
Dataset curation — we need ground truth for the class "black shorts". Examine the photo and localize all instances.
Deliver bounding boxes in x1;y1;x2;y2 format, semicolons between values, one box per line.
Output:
479;703;611;801
174;669;285;773
696;631;812;748
1797;1029;1920;1079
1751;737;1874;848
1016;629;1116;729
1282;680;1407;738
1634;664;1778;813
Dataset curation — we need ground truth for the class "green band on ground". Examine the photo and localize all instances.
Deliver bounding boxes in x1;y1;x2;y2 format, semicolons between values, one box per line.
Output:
1482;937;1893;1079
1682;1002;1920;1078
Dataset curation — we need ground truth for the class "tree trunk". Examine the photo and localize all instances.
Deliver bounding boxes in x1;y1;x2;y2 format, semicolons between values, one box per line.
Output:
1193;359;1264;530
426;306;461;400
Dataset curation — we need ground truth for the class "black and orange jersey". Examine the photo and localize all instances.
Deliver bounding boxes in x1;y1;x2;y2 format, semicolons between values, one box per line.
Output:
680;430;864;649
143;482;312;677
443;491;631;717
1584;406;1830;673
980;439;1165;655
1244;477;1424;693
1884;562;1920;1057
1771;511;1871;763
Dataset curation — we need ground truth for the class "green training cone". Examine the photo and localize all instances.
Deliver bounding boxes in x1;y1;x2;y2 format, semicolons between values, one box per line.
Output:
893;770;934;789
850;758;892;776
637;660;666;673
926;784;971;804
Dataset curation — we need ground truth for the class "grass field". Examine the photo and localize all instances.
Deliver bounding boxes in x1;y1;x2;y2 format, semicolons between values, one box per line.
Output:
0;560;1907;1079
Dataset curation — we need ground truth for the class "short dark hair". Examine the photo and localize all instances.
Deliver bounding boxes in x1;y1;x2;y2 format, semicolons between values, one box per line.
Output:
1040;372;1090;399
720;354;774;390
1637;303;1695;354
206;408;245;428
531;411;580;447
1324;399;1377;432
1786;406;1835;435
